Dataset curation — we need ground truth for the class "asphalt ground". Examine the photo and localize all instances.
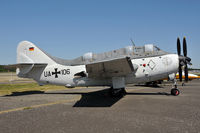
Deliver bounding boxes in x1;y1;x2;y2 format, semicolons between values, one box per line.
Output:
0;80;200;133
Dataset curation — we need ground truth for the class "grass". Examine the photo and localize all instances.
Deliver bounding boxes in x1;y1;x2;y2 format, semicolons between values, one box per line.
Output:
0;83;69;96
23;107;33;110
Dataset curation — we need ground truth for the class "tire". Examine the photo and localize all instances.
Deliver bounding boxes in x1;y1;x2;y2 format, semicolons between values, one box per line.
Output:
171;88;180;96
109;88;126;97
120;88;127;95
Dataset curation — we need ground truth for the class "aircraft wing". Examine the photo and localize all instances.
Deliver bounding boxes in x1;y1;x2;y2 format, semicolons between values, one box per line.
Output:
86;57;135;78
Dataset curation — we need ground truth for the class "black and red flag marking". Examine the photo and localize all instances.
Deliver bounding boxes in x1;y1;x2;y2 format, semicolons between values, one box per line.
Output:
29;47;34;51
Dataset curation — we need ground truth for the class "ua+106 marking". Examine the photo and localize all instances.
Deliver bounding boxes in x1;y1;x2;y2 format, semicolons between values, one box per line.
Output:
44;68;70;78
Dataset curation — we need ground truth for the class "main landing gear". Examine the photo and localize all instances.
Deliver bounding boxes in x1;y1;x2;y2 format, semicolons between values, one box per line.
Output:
171;80;180;96
110;77;126;97
109;87;126;97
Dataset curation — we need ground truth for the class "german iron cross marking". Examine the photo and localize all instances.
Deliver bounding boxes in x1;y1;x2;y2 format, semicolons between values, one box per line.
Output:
52;68;61;78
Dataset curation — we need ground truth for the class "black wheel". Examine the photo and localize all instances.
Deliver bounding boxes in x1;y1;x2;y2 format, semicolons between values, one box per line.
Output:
120;88;127;95
109;88;119;97
109;88;126;97
171;88;180;96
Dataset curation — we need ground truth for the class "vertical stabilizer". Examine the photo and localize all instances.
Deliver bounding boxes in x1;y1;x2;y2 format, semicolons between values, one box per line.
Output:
17;41;55;65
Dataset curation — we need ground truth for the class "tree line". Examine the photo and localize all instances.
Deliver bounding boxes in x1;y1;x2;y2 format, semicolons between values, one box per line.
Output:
0;65;16;72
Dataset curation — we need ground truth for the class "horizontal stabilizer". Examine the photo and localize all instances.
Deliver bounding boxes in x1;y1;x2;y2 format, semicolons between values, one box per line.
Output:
5;63;48;68
5;63;47;76
5;63;47;68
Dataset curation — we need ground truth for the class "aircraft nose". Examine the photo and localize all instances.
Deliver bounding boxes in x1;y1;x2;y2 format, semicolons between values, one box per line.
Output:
165;54;179;73
172;54;180;70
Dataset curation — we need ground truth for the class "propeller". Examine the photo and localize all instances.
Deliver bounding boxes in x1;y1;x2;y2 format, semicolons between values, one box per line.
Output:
177;38;182;82
177;38;181;56
177;37;192;82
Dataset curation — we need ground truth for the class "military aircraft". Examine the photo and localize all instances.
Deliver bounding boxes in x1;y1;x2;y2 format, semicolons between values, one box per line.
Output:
9;37;191;97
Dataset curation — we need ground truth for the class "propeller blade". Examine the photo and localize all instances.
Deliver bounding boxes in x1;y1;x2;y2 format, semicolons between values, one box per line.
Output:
185;64;189;82
177;38;181;55
183;37;187;57
179;65;182;82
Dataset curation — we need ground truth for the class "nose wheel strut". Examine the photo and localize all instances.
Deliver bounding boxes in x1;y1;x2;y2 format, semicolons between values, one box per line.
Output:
171;80;180;96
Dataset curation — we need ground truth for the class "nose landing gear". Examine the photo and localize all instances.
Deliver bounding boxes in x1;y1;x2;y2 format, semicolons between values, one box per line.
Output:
171;88;180;96
171;80;180;96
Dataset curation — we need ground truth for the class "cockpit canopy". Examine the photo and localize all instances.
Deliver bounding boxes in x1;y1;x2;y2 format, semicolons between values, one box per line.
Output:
49;44;168;66
134;44;161;53
81;44;166;63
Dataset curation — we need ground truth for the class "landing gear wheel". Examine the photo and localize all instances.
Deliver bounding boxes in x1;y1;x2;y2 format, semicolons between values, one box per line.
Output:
109;88;126;97
171;88;180;96
120;88;127;95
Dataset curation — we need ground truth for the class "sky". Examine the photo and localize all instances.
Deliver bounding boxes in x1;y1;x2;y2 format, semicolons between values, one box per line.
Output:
0;0;199;68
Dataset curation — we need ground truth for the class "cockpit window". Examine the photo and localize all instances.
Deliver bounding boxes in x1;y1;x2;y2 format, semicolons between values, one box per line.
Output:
134;47;144;53
133;45;162;54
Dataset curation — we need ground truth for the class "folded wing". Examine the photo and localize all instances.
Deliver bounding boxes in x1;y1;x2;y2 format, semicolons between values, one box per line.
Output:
86;57;136;78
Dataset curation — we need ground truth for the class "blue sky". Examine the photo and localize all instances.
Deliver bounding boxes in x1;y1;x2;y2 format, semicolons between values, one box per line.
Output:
0;0;199;68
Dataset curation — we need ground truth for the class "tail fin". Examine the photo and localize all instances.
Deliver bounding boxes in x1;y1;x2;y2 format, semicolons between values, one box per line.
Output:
17;41;55;65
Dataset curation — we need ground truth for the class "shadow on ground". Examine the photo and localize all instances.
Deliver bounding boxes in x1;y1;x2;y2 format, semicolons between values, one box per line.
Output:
126;92;171;96
134;84;164;88
3;88;171;107
45;89;123;107
4;91;45;97
72;89;123;107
